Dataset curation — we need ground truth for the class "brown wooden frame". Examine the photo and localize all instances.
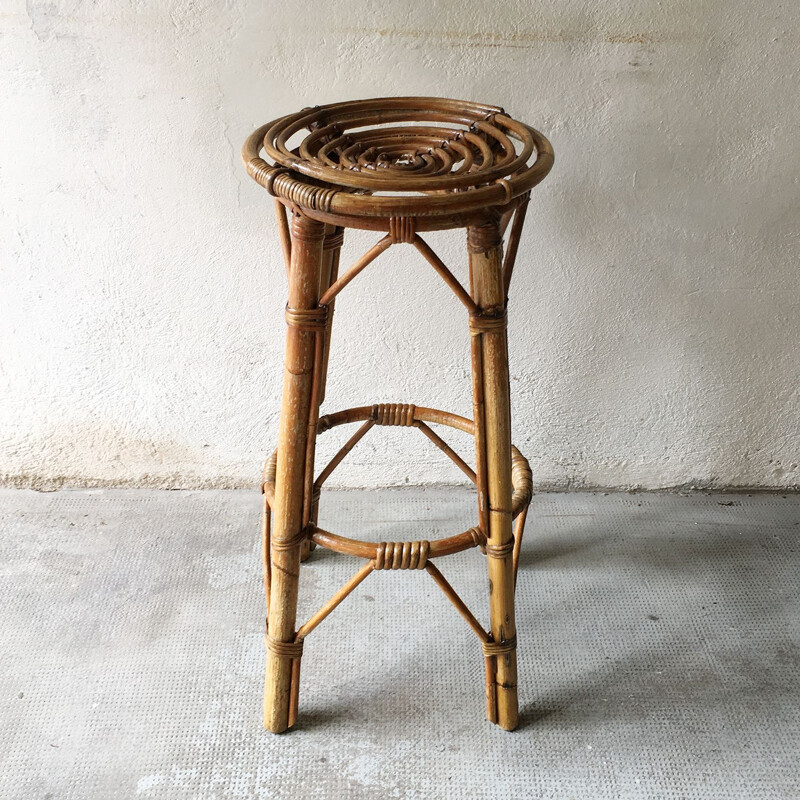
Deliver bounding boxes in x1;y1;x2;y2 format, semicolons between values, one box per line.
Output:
244;97;553;733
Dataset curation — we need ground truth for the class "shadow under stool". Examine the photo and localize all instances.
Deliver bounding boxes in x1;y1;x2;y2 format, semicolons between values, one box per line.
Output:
242;96;554;733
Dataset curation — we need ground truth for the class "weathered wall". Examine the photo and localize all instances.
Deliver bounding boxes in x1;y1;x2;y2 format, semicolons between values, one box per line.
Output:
2;0;798;490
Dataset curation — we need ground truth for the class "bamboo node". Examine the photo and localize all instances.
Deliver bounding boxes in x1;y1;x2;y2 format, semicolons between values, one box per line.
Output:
374;540;430;570
322;229;345;250
266;634;304;659
482;634;517;657
485;540;515;560
468;310;507;336
467;218;503;253
389;216;416;244
271;526;311;552
290;212;326;241
371;403;416;427
285;305;329;331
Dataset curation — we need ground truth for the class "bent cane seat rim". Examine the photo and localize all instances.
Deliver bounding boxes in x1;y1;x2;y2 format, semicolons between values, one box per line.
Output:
262;404;533;563
242;96;554;220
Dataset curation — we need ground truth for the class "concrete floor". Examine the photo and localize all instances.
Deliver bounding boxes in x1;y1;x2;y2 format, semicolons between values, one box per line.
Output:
1;488;799;799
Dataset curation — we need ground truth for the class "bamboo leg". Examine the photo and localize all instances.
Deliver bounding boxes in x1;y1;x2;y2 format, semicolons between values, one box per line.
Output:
302;226;343;561
468;215;519;731
264;211;327;733
262;493;271;612
318;227;343;407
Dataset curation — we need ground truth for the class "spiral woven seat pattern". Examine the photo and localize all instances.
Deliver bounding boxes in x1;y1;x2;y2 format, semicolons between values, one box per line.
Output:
243;97;553;218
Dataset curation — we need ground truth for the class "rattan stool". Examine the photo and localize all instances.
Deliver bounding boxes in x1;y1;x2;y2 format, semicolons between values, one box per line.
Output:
242;97;553;733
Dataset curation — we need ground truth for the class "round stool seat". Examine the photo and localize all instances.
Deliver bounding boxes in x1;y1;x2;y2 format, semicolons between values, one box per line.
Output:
243;96;553;229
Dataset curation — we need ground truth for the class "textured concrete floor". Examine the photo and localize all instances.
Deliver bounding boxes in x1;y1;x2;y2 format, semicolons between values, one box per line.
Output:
1;488;799;799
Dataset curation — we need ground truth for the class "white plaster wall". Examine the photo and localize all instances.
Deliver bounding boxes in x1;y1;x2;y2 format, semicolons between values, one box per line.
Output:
2;0;798;490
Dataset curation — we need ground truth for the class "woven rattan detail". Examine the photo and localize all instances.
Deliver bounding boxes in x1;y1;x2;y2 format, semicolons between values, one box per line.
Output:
485;540;515;559
511;448;533;510
469;310;507;335
266;635;304;659
245;157;279;190
389;216;416;243
322;229;345;250
481;634;517;657
289;211;326;240
277;176;338;213
285;305;329;331
371;403;416;426
467;219;504;253
271;527;310;552
261;449;277;493
243;97;554;218
374;540;430;570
